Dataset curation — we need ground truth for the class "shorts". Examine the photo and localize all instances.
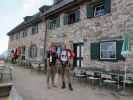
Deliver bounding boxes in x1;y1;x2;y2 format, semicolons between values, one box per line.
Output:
49;61;56;66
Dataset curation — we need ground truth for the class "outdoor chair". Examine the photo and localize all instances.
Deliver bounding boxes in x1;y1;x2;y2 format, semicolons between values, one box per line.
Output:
86;71;101;88
73;68;87;80
101;73;117;90
31;63;39;71
24;58;32;68
121;77;133;89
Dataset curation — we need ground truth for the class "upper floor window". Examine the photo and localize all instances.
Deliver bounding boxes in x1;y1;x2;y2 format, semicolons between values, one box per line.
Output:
32;24;38;34
64;10;80;25
16;33;19;40
87;0;111;18
48;17;60;30
10;35;14;41
22;30;28;38
94;4;105;16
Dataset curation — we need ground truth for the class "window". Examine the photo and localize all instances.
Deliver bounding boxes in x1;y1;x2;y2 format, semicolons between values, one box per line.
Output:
87;0;111;18
32;24;38;34
91;40;125;61
94;4;105;16
16;32;21;40
40;48;44;56
18;32;21;39
22;30;27;38
73;43;84;68
100;41;116;60
21;47;26;60
16;33;19;40
64;10;80;25
10;35;14;41
30;45;38;58
48;17;60;29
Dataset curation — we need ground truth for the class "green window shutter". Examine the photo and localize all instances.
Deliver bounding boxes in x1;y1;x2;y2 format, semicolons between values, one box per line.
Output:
86;5;94;18
63;14;68;25
116;40;125;61
52;21;54;29
75;10;80;22
91;42;100;60
56;17;60;27
104;0;111;14
25;48;29;58
29;48;31;57
48;20;51;29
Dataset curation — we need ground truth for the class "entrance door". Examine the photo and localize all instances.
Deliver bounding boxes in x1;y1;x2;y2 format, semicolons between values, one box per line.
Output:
73;43;84;68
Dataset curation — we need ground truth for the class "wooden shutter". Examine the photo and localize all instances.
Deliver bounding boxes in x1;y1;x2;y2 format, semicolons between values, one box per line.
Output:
63;14;68;25
86;5;94;18
104;0;111;14
116;40;125;61
29;47;32;57
25;48;29;58
47;20;51;29
56;17;60;27
75;10;80;22
91;42;100;60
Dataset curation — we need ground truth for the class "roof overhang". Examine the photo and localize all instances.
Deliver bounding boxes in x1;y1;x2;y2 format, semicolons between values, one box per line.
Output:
7;13;42;36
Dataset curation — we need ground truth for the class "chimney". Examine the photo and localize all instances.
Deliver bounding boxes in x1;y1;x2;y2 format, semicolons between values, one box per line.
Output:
54;0;63;4
39;5;51;13
24;16;32;22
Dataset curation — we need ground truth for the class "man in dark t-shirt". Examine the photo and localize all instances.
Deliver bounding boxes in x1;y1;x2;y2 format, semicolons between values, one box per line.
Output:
46;49;57;89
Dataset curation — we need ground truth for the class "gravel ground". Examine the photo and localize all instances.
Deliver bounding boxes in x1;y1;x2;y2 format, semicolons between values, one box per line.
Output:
11;66;133;100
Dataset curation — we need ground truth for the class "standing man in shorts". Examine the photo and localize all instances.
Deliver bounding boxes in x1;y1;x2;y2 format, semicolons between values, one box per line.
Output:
46;46;57;89
60;46;73;91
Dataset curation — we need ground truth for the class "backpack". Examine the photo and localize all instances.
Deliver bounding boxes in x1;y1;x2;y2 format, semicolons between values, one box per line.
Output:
60;49;71;64
47;50;57;65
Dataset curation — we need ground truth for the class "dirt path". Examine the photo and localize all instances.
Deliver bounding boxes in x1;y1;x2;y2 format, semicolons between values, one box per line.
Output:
12;66;133;100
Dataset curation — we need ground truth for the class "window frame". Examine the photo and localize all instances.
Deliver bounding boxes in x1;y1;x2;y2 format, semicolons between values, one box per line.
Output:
22;30;28;38
87;0;111;18
68;10;80;24
64;9;80;25
30;45;38;58
94;4;105;17
16;33;19;40
68;12;76;24
48;16;60;30
100;41;117;60
10;35;14;41
32;24;38;34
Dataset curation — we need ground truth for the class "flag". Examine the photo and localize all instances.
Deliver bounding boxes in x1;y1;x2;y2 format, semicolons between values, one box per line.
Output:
121;33;129;58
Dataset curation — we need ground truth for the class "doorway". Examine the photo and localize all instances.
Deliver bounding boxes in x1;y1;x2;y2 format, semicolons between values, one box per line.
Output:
73;43;84;68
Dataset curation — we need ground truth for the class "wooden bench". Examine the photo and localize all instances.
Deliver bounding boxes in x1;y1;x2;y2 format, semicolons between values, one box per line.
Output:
0;83;13;97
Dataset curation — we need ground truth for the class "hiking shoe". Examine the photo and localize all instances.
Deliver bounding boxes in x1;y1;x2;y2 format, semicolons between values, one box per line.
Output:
68;83;73;91
61;81;66;89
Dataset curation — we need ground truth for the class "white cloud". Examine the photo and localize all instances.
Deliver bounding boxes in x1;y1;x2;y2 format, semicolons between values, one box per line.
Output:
0;0;53;54
22;0;53;16
23;0;41;15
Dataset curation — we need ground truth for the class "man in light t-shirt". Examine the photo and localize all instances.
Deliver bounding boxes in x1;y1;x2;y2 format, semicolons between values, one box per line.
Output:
60;48;73;91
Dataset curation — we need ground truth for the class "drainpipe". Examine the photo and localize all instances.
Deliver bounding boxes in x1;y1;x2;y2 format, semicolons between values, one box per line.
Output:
42;17;48;73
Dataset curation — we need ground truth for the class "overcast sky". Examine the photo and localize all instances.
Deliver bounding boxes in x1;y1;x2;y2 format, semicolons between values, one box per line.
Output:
0;0;53;54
